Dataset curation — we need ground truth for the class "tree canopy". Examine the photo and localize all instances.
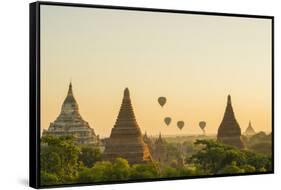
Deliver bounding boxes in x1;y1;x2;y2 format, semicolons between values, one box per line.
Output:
40;136;272;186
190;139;272;175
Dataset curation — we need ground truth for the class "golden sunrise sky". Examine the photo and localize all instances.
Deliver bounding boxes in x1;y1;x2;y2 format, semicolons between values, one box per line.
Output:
40;5;272;137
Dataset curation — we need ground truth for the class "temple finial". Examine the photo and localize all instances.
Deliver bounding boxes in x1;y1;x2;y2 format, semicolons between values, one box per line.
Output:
68;82;73;96
124;88;130;97
227;94;231;105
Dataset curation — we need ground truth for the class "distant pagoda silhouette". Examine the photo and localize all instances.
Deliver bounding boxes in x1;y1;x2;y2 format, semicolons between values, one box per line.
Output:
244;121;256;136
43;83;99;144
103;88;152;164
217;95;244;149
152;133;168;163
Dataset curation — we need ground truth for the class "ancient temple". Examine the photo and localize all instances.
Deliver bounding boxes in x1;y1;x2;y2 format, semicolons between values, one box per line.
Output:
143;131;153;152
217;95;244;149
43;83;99;145
152;133;168;163
244;121;256;136
103;88;152;164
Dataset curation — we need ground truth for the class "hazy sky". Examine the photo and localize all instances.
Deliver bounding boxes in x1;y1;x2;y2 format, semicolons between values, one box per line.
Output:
40;5;272;137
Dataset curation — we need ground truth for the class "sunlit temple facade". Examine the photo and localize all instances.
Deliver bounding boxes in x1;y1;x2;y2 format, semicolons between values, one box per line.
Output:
42;83;99;145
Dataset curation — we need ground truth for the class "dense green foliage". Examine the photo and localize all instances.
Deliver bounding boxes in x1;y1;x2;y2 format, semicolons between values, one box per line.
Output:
40;135;81;185
190;139;272;174
130;163;159;179
40;135;272;186
78;145;102;167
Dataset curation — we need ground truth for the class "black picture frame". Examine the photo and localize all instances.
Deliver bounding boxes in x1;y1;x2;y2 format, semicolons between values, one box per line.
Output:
29;1;274;189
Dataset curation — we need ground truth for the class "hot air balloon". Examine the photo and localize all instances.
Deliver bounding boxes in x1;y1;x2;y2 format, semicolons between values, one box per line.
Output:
158;97;166;107
199;121;206;135
164;117;171;126
177;121;184;130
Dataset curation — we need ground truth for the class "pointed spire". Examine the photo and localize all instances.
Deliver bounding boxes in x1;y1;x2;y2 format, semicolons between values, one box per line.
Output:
217;95;244;149
67;82;73;96
64;82;76;104
221;94;236;123
245;120;255;135
155;132;165;144
124;87;130;97
47;82;98;145
59;82;79;116
122;88;131;104
55;82;82;122
104;88;152;164
219;94;238;128
154;131;166;150
114;88;138;129
227;94;231;105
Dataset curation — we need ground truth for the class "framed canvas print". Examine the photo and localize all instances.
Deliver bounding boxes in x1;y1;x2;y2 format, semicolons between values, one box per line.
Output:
29;1;274;188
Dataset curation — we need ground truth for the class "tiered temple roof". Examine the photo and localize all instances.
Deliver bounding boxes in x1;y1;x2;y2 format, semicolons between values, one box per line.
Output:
43;83;99;145
103;88;152;164
217;95;244;149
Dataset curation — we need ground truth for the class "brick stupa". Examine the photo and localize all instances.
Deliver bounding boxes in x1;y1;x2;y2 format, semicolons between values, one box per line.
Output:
103;88;152;164
217;95;244;149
